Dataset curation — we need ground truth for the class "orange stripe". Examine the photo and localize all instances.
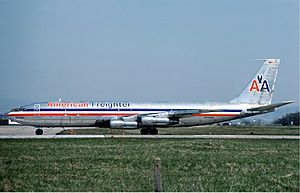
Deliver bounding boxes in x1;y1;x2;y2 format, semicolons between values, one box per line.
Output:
192;113;239;117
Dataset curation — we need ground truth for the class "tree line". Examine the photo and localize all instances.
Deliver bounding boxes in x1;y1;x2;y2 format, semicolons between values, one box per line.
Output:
273;112;299;126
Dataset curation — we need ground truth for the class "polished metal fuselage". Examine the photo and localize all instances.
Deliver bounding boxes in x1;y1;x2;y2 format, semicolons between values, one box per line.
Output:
7;101;262;128
6;59;285;129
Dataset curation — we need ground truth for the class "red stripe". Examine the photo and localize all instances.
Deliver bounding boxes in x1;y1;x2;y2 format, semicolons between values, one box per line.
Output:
8;113;239;117
7;113;137;117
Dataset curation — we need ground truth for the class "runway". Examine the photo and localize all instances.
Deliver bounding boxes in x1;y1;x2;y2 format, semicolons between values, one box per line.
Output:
0;125;63;135
0;125;299;139
0;134;299;139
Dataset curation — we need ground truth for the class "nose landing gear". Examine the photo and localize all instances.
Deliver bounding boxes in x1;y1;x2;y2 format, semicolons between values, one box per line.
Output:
35;128;43;135
140;127;158;135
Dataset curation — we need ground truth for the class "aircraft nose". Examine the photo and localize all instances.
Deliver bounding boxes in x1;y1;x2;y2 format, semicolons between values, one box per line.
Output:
5;109;17;117
4;112;10;118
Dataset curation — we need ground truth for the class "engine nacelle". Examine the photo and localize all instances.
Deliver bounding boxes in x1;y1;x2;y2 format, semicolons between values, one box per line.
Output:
110;120;138;129
140;117;170;126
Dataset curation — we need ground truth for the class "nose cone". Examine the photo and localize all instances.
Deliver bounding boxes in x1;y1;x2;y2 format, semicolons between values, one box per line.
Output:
5;112;12;117
5;109;21;124
6;107;21;117
5;111;13;118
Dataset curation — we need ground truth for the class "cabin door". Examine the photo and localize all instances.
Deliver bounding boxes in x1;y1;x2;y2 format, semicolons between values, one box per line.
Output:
34;104;40;116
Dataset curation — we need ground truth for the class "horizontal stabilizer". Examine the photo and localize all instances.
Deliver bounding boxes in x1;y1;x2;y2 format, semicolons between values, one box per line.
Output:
247;101;293;111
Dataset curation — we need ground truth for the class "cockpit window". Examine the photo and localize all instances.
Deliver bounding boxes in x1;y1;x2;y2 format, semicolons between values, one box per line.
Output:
10;107;26;112
11;108;21;112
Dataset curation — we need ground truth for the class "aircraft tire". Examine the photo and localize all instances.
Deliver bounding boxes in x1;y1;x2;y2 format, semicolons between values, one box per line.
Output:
35;128;43;135
140;127;158;135
140;128;148;135
149;127;158;135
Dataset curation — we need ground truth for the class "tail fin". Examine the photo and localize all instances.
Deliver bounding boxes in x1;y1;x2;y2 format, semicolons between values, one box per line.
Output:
230;59;280;105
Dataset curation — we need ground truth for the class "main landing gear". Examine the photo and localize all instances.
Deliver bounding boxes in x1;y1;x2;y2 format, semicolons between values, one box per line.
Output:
35;128;43;135
140;127;158;135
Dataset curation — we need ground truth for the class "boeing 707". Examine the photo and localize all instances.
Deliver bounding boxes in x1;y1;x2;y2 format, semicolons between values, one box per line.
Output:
6;59;292;135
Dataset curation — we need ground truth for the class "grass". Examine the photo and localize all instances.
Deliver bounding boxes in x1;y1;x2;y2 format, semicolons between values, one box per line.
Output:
57;125;300;135
0;138;299;192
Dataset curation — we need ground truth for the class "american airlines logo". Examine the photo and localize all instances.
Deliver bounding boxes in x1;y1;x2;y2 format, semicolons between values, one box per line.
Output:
249;75;270;93
91;102;130;108
48;102;89;107
47;101;130;108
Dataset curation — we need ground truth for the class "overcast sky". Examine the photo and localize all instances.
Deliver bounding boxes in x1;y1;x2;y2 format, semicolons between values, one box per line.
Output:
0;0;299;112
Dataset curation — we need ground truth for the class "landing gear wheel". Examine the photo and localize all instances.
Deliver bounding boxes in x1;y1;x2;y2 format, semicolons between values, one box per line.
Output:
140;127;158;135
149;128;158;135
35;128;43;135
140;128;148;135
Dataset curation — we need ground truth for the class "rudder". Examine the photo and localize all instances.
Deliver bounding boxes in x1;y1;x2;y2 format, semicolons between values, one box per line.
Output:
230;59;280;105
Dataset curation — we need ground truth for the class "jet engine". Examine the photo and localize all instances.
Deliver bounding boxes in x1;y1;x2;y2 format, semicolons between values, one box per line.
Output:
110;120;138;129
140;117;170;126
110;116;179;129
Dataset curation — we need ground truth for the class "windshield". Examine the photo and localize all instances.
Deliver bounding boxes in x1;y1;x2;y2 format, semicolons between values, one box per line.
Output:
11;108;21;112
10;107;26;112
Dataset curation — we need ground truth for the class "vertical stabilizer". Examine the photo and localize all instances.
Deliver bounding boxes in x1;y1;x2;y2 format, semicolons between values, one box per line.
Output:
230;59;280;105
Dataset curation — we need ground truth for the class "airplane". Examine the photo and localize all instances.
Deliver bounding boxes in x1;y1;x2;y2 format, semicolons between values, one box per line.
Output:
6;59;292;135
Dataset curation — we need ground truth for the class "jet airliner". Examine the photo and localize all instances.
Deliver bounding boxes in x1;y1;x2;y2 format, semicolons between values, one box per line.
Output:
6;59;292;135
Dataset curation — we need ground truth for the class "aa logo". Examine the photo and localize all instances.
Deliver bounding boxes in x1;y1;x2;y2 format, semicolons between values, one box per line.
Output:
249;75;270;93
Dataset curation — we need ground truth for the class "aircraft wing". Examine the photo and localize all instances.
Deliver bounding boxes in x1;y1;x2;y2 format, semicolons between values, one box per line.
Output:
132;109;218;119
247;101;293;112
167;109;217;118
99;109;218;128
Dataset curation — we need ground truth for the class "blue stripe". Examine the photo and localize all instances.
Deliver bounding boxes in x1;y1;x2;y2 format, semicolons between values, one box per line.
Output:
24;108;242;112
